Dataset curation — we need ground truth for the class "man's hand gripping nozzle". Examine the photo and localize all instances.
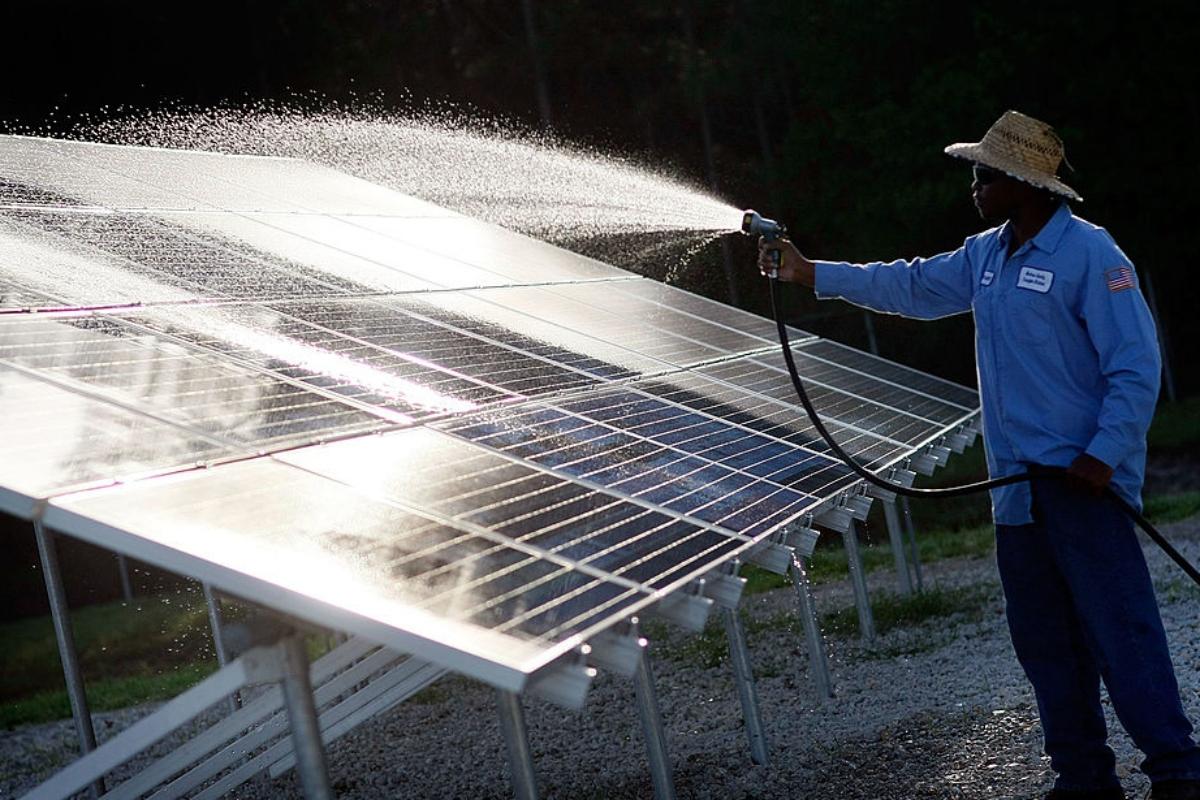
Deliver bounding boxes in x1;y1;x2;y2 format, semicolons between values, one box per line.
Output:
741;209;786;279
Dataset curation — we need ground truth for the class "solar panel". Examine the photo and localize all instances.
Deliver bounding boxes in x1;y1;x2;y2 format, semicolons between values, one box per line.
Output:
631;370;904;469
0;133;980;707
0;312;394;444
461;284;765;367
699;355;949;446
44;426;760;687
0;363;240;517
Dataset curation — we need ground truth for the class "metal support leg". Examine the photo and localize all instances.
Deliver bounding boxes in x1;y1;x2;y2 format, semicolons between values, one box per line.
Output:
33;521;104;799
279;636;333;800
900;497;924;592
633;641;676;800
789;555;833;699
844;521;876;642
721;608;768;765
883;501;914;596
496;690;539;800
203;583;240;712
115;553;134;602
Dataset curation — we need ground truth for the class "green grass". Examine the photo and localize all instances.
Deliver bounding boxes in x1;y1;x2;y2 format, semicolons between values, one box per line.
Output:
1145;491;1200;524
2;662;217;729
1;591;216;702
649;585;995;668
820;586;992;638
1148;397;1200;452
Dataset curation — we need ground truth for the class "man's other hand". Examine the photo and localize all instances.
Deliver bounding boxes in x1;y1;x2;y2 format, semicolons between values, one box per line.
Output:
1066;453;1114;496
758;237;816;286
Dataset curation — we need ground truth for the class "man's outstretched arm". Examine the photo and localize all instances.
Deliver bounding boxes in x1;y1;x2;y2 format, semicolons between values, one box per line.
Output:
758;237;976;320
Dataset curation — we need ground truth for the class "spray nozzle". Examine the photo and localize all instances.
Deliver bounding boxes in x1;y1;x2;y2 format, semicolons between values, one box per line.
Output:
741;209;785;241
741;209;786;279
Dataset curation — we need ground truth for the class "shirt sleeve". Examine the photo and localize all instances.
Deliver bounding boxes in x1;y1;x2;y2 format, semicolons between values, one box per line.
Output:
1079;247;1162;470
812;244;976;320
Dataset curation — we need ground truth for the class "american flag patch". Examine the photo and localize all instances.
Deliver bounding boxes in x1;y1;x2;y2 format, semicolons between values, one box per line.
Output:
1105;266;1135;292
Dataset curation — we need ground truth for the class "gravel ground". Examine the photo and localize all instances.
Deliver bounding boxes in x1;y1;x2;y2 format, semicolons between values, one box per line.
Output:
4;516;1198;800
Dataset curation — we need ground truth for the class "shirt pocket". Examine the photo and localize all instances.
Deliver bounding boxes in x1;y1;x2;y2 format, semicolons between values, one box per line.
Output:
1006;289;1053;346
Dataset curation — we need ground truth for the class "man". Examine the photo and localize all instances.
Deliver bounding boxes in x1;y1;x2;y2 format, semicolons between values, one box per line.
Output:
759;110;1200;800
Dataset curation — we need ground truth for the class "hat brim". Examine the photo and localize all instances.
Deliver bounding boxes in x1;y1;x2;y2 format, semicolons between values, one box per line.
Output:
945;142;1082;202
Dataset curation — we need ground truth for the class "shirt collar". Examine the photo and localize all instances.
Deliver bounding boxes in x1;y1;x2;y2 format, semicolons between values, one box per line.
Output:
996;202;1073;255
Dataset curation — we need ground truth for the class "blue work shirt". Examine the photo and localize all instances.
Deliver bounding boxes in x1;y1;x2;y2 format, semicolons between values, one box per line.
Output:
813;202;1161;525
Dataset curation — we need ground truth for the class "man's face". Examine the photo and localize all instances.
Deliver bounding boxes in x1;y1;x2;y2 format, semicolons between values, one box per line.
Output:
971;164;1035;223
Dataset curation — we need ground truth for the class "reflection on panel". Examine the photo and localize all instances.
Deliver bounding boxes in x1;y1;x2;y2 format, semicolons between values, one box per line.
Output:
0;135;458;217
439;395;824;538
800;338;980;410
216;213;496;290
0;365;238;513
124;303;510;419
610;279;815;344
632;371;902;470
0;136;200;211
544;282;778;357
467;285;734;366
388;292;662;380
0;277;57;310
278;428;748;596
701;356;942;446
269;297;604;399
49;455;668;664
4;209;357;301
0;176;87;208
0;214;195;308
0;313;392;446
348;216;629;284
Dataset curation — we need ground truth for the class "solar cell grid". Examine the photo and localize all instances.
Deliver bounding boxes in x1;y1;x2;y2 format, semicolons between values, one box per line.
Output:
609;279;815;345
801;339;980;410
385;292;658;381
0;313;393;446
551;387;854;495
0;365;239;515
276;429;750;592
224;212;503;291
632;372;902;470
0;136;197;211
4;209;357;301
44;457;659;674
543;282;777;358
0;277;56;310
465;285;736;366
0;178;85;208
702;356;942;445
348;215;629;284
123;303;516;419
266;297;605;400
438;397;822;538
765;348;972;425
0;213;198;309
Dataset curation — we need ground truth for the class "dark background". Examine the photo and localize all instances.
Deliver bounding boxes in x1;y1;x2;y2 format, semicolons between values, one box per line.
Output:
1;0;1196;616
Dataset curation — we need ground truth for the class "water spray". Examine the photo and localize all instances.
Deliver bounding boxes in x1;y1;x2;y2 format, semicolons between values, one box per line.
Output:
740;212;1200;587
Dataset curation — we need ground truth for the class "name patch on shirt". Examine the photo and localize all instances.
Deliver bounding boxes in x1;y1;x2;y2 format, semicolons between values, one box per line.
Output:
980;270;995;286
1016;266;1054;293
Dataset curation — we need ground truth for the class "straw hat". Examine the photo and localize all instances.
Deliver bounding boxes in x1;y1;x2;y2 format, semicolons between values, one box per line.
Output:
945;110;1082;202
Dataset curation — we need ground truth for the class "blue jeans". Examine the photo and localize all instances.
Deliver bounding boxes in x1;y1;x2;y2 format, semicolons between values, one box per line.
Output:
996;475;1200;791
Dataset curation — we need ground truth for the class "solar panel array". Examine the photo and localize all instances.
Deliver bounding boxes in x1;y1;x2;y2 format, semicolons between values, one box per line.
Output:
0;135;979;690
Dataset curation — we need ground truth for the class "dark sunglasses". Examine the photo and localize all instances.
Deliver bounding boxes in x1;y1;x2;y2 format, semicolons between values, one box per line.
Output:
973;164;1003;185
